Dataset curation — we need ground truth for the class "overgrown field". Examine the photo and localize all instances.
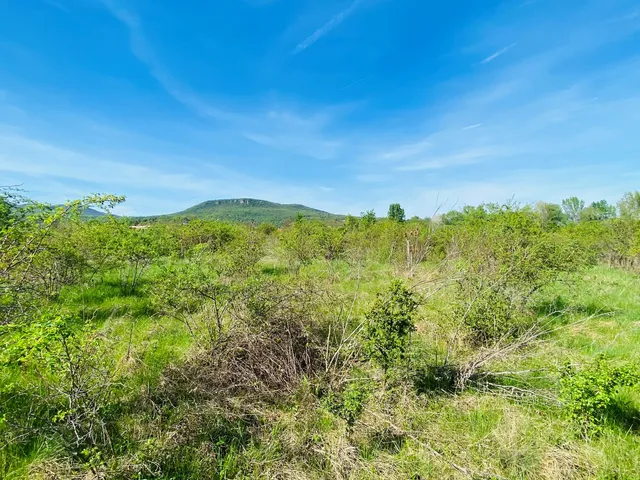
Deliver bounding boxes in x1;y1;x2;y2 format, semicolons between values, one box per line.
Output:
2;192;640;479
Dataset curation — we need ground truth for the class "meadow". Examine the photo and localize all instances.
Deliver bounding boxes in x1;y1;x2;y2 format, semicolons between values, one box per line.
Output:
1;191;640;479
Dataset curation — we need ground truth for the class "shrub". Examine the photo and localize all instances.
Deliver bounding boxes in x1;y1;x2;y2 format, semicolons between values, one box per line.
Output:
454;283;527;345
447;209;586;344
317;225;347;261
152;257;233;348
0;312;121;457
363;281;418;373
257;222;277;236
0;193;123;323
279;217;322;270
325;378;371;427
109;222;165;294
560;355;639;435
161;279;326;402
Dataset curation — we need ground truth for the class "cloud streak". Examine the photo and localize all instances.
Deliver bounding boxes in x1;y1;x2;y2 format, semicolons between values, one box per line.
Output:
480;43;517;64
99;1;347;161
99;0;231;121
293;0;363;55
395;147;504;172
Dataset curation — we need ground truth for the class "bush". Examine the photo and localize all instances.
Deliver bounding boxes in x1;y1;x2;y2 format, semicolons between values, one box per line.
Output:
162;279;326;402
446;209;586;344
325;377;371;427
0;312;121;457
279;217;322;270
363;281;418;373
560;355;639;435
454;283;529;345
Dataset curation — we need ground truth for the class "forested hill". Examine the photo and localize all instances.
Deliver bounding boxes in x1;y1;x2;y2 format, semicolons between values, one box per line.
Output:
140;198;344;225
81;207;109;218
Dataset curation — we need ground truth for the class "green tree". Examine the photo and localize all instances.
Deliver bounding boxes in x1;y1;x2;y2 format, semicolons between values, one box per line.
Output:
109;222;164;294
0;192;123;323
361;210;377;228
581;200;616;222
535;202;567;229
387;203;405;223
618;191;640;219
441;205;488;225
344;214;359;230
562;197;585;223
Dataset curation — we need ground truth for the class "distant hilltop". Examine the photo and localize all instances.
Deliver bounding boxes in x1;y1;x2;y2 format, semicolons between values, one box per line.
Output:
136;198;344;226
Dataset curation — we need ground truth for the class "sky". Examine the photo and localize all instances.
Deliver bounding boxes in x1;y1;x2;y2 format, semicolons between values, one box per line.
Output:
0;0;639;217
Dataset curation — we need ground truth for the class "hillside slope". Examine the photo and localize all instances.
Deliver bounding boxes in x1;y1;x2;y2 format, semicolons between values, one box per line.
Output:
81;207;109;218
144;198;343;225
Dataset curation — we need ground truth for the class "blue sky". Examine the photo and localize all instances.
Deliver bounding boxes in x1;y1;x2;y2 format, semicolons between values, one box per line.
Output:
1;0;639;216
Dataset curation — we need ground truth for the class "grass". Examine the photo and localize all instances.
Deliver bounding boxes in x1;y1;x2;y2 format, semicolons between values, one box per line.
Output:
2;260;640;479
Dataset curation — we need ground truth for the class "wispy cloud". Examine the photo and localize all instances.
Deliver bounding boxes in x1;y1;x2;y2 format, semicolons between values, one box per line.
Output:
340;73;373;91
462;123;483;130
0;127;350;215
293;0;363;55
396;147;504;172
99;0;231;121
99;1;346;161
45;0;70;13
480;43;517;64
374;139;432;162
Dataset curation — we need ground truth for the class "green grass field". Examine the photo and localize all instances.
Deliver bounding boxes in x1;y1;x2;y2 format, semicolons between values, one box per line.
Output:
3;258;639;479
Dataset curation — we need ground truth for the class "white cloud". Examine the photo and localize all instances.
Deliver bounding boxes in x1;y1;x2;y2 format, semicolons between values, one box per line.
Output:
0;127;356;215
293;0;364;55
99;0;232;121
480;43;517;64
375;139;432;162
396;147;505;172
99;1;347;162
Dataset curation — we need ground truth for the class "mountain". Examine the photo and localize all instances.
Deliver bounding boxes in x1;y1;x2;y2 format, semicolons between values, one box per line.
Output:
142;198;343;226
81;207;109;218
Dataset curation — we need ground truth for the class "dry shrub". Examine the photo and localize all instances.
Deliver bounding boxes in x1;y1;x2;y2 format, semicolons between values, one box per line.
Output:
171;325;321;401
162;279;329;403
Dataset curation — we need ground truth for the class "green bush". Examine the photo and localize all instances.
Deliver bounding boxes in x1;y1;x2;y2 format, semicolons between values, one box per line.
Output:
454;283;527;345
447;209;586;344
363;281;418;373
560;355;639;435
325;378;372;427
279;217;322;270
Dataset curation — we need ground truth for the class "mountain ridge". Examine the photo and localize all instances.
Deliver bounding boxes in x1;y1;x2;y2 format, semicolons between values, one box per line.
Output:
137;198;344;225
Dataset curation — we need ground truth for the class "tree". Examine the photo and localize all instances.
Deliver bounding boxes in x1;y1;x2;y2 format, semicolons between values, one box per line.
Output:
110;222;163;294
387;203;405;223
562;197;585;223
618;191;640;219
344;214;359;230
361;210;377;227
581;200;616;222
535;202;567;229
